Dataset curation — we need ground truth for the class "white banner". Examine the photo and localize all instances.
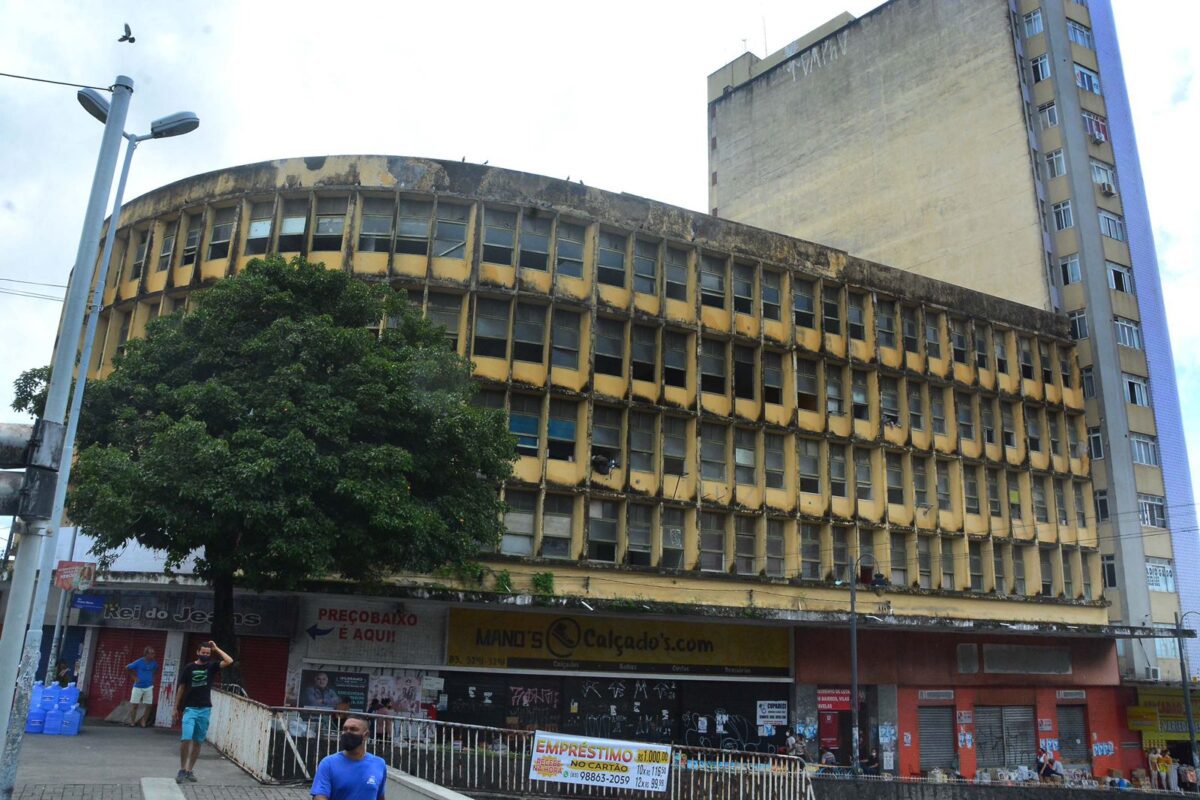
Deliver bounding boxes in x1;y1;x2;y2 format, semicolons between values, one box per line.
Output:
529;731;671;792
302;597;445;666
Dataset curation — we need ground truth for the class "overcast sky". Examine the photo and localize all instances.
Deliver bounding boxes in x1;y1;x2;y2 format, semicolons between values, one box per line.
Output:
1;1;1197;545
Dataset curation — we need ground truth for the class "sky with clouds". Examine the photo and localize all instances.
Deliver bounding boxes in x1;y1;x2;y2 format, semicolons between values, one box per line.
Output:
0;1;1197;546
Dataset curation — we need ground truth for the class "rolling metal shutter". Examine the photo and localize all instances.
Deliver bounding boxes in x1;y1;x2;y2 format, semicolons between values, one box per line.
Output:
975;705;1037;768
86;628;168;718
918;706;956;770
1057;705;1089;765
975;706;1005;767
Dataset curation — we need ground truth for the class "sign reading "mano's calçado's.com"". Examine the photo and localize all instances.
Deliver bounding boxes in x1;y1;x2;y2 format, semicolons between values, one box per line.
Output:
447;609;788;676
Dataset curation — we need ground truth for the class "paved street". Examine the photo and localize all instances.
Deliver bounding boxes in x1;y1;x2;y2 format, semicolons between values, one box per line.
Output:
14;721;309;800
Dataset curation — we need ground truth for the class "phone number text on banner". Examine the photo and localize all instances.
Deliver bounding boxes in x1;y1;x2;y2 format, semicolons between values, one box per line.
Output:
528;731;672;792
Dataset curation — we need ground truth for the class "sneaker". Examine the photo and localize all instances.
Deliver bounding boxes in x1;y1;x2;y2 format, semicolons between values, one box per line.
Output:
185;772;197;783
175;770;188;784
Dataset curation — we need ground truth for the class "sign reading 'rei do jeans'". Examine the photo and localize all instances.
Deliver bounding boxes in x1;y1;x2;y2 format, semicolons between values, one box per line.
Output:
529;731;671;792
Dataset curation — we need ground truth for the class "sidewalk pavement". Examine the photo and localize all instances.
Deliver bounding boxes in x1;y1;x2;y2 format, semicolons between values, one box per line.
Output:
14;720;310;800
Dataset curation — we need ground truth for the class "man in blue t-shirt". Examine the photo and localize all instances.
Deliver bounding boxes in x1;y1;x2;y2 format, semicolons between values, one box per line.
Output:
125;647;159;728
312;717;386;800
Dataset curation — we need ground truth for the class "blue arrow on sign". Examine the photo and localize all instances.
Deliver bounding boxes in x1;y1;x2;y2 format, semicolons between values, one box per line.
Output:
306;624;334;641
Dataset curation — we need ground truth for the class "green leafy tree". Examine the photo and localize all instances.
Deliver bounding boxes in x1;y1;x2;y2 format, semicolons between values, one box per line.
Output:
68;256;515;673
11;365;51;417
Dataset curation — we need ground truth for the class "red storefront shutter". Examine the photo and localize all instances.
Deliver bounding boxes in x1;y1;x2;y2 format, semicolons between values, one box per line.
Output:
85;628;168;719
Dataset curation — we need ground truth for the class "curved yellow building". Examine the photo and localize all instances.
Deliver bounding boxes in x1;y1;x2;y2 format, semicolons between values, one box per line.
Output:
90;154;1101;627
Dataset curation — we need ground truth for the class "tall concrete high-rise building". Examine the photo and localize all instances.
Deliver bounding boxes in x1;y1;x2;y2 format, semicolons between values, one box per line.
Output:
708;0;1196;681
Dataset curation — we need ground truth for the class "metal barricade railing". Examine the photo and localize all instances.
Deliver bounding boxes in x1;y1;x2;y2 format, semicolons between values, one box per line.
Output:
265;705;815;800
208;689;276;782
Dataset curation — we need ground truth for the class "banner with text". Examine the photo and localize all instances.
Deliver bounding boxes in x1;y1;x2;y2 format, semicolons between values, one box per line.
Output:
447;609;789;676
303;597;445;666
529;730;671;792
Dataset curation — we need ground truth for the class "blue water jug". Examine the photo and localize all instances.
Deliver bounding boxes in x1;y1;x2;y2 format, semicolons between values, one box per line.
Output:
31;681;43;710
60;705;82;736
40;683;59;710
58;682;78;709
43;706;63;736
24;707;46;734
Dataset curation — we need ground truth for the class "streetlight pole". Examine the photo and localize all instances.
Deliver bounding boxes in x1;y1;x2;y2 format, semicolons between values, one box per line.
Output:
1177;612;1198;770
849;551;878;778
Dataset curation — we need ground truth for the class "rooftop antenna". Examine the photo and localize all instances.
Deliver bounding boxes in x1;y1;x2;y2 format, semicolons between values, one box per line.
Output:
741;38;748;53
762;16;769;54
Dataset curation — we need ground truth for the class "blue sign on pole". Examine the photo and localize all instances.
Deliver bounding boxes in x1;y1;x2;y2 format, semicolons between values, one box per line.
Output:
71;594;105;612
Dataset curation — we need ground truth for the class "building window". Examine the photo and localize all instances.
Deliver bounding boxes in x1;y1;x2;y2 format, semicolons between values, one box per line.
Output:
1034;479;1049;523
796;359;819;411
426;292;461;349
276;199;307;252
1018;338;1035;380
855;448;873;501
913;458;929;508
987;469;1002;516
626;504;652;567
501;490;536;556
1059;254;1081;285
957;393;975;440
656;331;685;388
1053;200;1074;231
851;370;870;421
1023;9;1043;36
1055;480;1069;525
156;220;178;270
1131;433;1160;467
541;494;574;559
733;346;755;400
662;417;687;476
909;383;924;431
930;388;946;435
1048;413;1061;455
832;528;850;582
1040;342;1054;385
941;540;956;589
881;377;901;426
388;199;429;255
357;197;394;252
890;533;908;586
1026;406;1042;452
700;254;726;308
1068;310;1089;340
596;230;627;287
1081;366;1095;398
206;207;236;260
733;263;755;314
801;524;822;580
885;453;904;505
1008;473;1023;520
518;213;551;270
734;428;757;486
761;270;782;321
762;351;783;404
431;202;468;259
847;292;867;340
1095;489;1109;522
1074;483;1088;527
826;367;845;416
830;446;847;497
239;201;274;256
631;325;656;382
130;229;149;279
793;279;816;327
626;411;654;473
1067;19;1094;48
765;519;785;577
1098;211;1126;241
936;461;952;511
664;246;688;300
1038;102;1059;130
1031;54;1050;82
1124;373;1150;406
994;546;1007;594
700;338;727;394
512;303;545;363
508;394;541;457
982;400;995;444
994;333;1009;373
657;508;685;569
1091;159;1117;190
594;317;625;376
1147;558;1175;592
1157;638;1180;660
473;298;509;358
550;309;581;369
700;423;727;482
1138;493;1167;528
587;500;619;562
1040;548;1054;595
1082;110;1109;142
1114;317;1143;350
632;239;658;294
1101;554;1116;588
965;467;980;515
547;400;577;461
925;314;942;358
555;221;585;278
1067;416;1081;455
1001;403;1016;448
1013;547;1027;595
764;432;785;489
592;406;622;466
1045;149;1066;179
1107;262;1134;293
917;536;932;589
735;516;757;575
699;512;726;572
950;319;968;364
902;307;920;353
480;207;518;265
1074;63;1102;95
1086;426;1104;460
312;197;347;251
969;542;984;591
823;286;842;334
798;438;821;493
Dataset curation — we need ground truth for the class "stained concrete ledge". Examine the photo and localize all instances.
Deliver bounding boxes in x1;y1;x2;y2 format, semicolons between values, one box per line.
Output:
811;777;1144;800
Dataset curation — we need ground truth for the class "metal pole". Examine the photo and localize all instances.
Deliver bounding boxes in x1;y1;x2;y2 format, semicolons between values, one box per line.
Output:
0;75;133;800
35;135;139;683
850;559;859;777
43;527;79;683
1179;613;1198;769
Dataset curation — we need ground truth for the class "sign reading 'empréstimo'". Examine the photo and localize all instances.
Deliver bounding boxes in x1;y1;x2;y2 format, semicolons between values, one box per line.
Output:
529;731;671;792
447;609;789;676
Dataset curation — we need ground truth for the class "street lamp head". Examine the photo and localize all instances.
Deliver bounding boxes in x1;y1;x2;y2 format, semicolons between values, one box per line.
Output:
149;111;199;139
77;88;111;124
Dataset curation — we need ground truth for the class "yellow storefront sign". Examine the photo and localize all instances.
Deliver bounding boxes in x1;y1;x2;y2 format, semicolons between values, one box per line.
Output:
1136;689;1200;741
447;608;790;676
1126;706;1160;731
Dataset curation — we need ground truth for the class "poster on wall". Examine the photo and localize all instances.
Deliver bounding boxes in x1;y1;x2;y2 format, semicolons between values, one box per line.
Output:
303;598;445;666
300;669;369;711
528;730;671;792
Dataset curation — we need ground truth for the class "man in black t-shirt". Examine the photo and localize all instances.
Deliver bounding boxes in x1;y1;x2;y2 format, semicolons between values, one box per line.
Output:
173;640;233;784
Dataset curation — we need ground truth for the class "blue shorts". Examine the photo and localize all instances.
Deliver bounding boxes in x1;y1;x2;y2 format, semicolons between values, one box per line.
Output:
181;707;211;742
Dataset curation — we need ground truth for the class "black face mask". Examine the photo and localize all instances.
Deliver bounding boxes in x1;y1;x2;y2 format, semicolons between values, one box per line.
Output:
339;732;364;752
197;655;211;663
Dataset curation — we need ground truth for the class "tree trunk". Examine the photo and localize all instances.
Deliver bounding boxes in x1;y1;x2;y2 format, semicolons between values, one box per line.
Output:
209;570;243;688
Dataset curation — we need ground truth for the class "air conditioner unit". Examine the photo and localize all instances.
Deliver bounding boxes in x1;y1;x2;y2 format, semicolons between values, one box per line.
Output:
1145;666;1161;681
1090;133;1106;145
1101;182;1117;197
